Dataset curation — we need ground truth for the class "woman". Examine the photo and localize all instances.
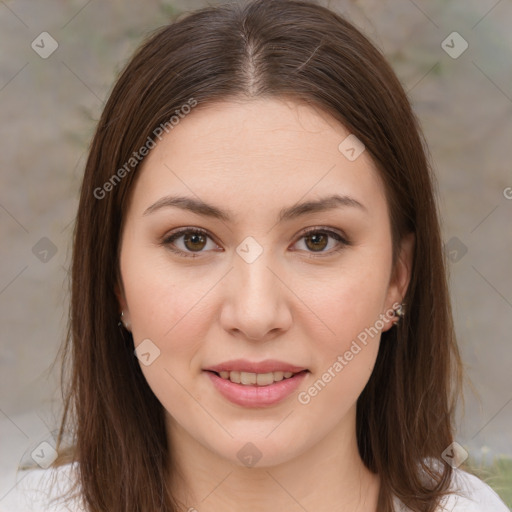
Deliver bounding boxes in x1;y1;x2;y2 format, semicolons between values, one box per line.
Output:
5;0;509;511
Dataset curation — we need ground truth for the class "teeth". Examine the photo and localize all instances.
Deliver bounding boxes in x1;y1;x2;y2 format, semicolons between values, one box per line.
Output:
217;370;299;386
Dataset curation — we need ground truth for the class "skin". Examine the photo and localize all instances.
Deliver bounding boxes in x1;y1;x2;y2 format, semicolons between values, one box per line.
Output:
116;97;414;512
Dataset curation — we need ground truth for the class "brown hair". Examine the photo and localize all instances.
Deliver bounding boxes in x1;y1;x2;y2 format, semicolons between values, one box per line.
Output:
47;0;463;510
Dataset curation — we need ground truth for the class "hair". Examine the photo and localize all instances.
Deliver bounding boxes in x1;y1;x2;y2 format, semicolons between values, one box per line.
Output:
44;0;464;510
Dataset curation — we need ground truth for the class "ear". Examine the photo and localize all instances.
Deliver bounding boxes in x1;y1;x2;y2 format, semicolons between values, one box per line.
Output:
115;279;131;331
382;232;415;332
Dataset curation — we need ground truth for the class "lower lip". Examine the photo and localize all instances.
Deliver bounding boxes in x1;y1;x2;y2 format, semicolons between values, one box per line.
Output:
204;370;308;407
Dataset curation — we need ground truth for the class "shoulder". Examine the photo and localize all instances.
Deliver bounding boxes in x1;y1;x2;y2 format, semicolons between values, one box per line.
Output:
440;468;510;511
393;465;510;511
0;462;83;512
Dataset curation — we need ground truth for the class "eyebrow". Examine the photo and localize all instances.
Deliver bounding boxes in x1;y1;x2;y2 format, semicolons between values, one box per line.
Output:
143;193;367;222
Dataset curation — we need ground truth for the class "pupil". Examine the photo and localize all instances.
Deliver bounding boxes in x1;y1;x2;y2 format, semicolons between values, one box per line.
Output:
306;233;327;251
185;233;206;251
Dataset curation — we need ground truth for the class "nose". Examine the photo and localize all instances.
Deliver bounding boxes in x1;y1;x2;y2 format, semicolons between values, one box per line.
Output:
219;248;293;342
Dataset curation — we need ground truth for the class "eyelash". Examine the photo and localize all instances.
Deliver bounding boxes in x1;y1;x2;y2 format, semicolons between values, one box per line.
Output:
161;226;351;259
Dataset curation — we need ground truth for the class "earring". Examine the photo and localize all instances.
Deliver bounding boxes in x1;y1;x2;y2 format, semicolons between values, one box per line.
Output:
393;303;405;325
119;311;131;330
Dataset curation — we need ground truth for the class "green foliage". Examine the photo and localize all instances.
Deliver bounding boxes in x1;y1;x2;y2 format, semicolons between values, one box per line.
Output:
465;456;512;508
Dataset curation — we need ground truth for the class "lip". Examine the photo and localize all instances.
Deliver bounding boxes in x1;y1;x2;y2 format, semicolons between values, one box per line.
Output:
204;359;307;374
204;369;308;407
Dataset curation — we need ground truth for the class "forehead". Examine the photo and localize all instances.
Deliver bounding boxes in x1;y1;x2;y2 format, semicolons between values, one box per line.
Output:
152;97;359;162
130;97;387;221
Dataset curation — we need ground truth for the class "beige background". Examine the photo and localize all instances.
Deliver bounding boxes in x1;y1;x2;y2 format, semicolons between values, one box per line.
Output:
1;0;511;499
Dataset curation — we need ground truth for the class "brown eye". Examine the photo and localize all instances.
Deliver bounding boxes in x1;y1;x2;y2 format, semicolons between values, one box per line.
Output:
163;228;220;258
182;232;207;251
304;232;329;252
293;228;350;256
162;226;350;259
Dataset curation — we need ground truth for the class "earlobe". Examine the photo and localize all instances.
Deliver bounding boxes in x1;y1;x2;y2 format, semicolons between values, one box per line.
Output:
382;232;415;332
120;310;131;331
115;282;132;331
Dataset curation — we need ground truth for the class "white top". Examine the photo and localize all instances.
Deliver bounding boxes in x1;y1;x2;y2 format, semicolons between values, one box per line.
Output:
0;462;509;511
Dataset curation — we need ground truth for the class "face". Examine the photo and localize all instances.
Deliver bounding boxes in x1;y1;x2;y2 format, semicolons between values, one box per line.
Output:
116;97;413;469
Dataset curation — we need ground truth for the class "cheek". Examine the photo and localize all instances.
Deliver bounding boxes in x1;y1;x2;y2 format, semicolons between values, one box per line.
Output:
297;248;391;407
121;239;214;345
121;251;212;416
304;252;391;352
119;246;222;414
297;280;384;420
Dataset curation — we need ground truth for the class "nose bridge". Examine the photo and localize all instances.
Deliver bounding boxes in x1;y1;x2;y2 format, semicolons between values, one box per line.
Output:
235;242;280;309
221;238;291;339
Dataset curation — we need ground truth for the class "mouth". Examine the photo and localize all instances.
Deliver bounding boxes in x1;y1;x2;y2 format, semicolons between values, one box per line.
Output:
203;364;310;407
202;359;310;407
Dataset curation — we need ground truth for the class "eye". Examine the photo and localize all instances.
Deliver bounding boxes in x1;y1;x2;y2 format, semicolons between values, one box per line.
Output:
291;227;350;256
162;228;221;258
161;226;350;259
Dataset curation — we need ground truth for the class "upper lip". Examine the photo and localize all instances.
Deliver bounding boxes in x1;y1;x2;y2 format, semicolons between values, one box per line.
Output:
204;359;308;374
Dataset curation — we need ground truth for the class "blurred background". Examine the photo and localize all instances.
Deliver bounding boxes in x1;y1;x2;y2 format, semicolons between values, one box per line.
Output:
1;0;511;507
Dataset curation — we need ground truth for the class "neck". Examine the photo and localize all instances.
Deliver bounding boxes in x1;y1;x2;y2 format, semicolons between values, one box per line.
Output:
166;406;380;512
